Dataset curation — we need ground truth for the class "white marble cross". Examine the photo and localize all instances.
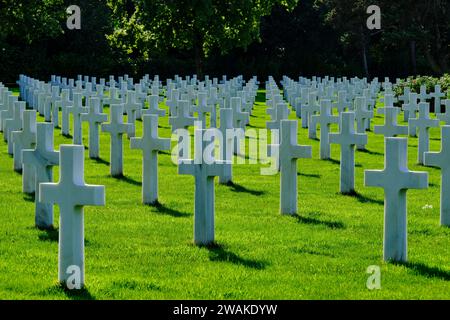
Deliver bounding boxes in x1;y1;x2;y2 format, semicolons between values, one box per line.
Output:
305;93;320;139
374;107;408;137
143;95;166;118
365;138;428;262
123;91;140;138
130;115;170;205
278;120;312;214
418;85;429;103
330;112;367;193
334;91;349;113
39;145;105;288
11;110;36;195
67;93;88;145
1;95;18;134
192;92;212;128
429;85;445;114
22;123;60;229
398;87;411;121
311;100;338;159
267;103;289;131
81;98;108;159
218;108;233;184
424;125;450;226
101;104;132;177
354;96;373;150
402;93;419;129
5;101;25;155
231;97;249;129
178;129;227;245
169;100;196;132
408;102;440;164
437;100;450;125
60;89;73;137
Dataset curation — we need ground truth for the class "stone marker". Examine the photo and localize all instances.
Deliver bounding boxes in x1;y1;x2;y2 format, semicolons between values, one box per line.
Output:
192;92;212;128
81;98;108;159
218;108;233;184
178;129;227;245
102;104;132;177
311;100;338;159
437;100;450;125
60;90;73;136
67;93;88;145
123;91;140;138
39;145;105;289
169;100;196;132
398;87;411;121
354;96;373;150
424;126;450;226
5;101;25;155
365;138;428;262
408;102;440;164
22;123;60;229
11;110;36;173
278;120;312;214
267;103;289;131
130;115;170;204
143;95;166;118
402;93;419;130
374;107;408;137
330;112;367;193
430;85;445;114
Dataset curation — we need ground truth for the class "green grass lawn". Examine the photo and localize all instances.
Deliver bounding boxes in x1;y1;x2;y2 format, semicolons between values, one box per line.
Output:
0;88;449;300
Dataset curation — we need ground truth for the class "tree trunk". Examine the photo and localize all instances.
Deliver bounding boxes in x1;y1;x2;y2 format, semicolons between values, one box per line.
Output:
410;40;417;75
193;32;204;78
360;26;369;78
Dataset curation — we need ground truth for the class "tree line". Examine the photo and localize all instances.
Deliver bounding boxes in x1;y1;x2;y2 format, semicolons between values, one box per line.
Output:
0;0;448;84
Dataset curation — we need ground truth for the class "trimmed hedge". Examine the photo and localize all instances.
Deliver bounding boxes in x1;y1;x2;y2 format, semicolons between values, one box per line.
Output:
394;74;450;97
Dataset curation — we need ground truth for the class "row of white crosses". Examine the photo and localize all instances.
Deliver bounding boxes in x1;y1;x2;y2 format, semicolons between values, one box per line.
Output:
277;76;450;264
17;74;260;249
1;83;105;289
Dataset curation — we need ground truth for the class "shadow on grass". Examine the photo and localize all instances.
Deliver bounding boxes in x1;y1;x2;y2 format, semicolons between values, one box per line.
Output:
359;149;383;156
112;174;142;186
92;157;110;166
298;172;321;179
292;214;345;230
324;158;362;167
37;226;58;242
203;243;267;270
393;261;450;281
151;201;191;218
226;182;265;196
62;133;73;139
23;193;35;202
54;283;96;300
340;190;384;206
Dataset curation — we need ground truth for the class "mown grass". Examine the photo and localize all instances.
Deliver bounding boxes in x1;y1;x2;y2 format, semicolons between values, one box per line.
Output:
0;88;449;300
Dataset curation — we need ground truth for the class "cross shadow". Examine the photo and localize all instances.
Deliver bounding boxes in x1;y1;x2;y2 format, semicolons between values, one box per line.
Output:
55;283;96;300
113;174;142;186
324;158;362;167
62;133;73;139
23;193;35;202
203;243;267;270
298;172;321;178
226;182;265;196
359;149;383;156
393;261;450;281
37;226;58;242
340;190;384;205
151;201;191;218
292;214;345;229
92;157;110;166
